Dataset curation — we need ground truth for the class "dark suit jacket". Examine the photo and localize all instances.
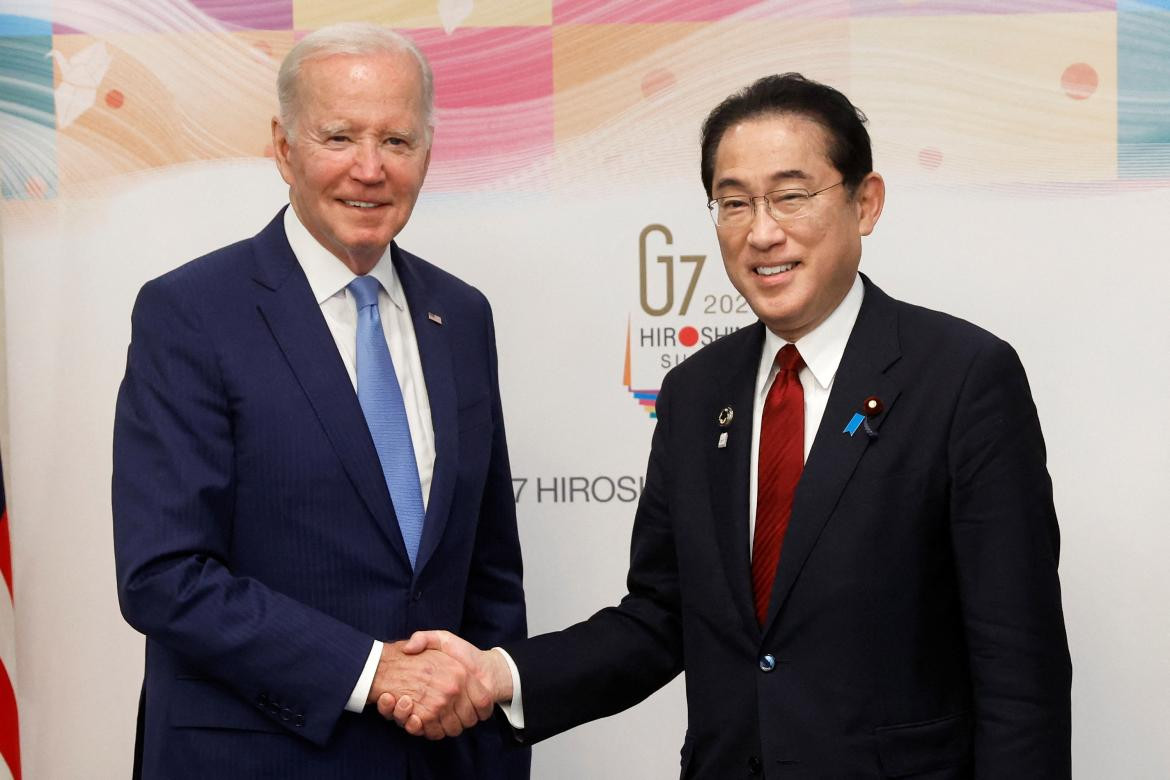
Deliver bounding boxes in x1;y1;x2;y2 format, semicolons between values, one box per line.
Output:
113;210;529;779
505;276;1070;779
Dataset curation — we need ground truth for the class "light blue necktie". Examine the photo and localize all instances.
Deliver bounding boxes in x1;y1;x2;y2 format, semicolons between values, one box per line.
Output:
349;275;425;569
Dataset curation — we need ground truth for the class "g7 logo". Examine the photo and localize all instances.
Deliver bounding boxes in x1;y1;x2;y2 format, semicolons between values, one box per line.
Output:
639;224;706;317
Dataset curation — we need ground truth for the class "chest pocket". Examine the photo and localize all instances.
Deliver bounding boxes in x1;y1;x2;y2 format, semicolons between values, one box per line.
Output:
457;395;492;433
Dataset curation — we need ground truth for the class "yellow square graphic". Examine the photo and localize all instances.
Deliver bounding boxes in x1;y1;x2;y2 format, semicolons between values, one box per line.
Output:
553;20;852;144
850;12;1117;182
294;0;552;30
53;31;293;194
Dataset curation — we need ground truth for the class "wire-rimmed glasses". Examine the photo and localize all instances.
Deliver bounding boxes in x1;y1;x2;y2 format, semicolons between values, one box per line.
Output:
707;181;844;228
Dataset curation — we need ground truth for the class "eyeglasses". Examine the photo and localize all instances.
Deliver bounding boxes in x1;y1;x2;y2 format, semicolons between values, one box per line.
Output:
707;181;844;228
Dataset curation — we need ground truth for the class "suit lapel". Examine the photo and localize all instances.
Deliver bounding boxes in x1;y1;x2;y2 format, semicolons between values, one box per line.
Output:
706;323;767;637
250;212;411;565
393;245;458;577
762;277;903;633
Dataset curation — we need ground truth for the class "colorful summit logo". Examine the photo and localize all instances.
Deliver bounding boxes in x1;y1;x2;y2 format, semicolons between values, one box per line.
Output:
624;224;750;419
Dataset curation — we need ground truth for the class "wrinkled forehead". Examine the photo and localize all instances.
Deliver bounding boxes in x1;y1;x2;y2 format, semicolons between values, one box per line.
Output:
291;52;429;134
297;50;424;102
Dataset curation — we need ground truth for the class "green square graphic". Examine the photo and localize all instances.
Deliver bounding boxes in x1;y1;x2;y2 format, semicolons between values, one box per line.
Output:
1;34;57;198
1119;9;1170;178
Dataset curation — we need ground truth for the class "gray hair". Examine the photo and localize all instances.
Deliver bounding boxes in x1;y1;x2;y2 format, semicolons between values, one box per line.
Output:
277;22;435;137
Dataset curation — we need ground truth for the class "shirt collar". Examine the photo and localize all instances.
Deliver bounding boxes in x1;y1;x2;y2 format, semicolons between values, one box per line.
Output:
757;273;865;397
283;205;407;311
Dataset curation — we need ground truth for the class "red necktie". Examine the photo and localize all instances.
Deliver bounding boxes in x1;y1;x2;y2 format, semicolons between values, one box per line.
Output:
752;344;805;626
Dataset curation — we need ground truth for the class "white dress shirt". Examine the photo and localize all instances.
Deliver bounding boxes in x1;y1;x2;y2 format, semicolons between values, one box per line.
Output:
748;274;864;547
283;206;436;713
496;274;866;729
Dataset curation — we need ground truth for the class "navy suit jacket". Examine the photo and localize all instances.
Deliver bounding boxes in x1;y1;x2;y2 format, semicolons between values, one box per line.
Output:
505;277;1071;779
113;211;529;779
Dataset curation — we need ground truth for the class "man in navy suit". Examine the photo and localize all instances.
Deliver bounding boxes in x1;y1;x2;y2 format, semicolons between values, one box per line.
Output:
392;74;1071;778
112;22;527;779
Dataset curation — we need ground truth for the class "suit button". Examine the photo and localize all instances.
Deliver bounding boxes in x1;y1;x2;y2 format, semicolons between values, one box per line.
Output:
759;654;776;672
747;755;762;775
295;714;305;727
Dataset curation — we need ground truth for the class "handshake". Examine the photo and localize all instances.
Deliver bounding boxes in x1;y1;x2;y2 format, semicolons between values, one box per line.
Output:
366;630;513;740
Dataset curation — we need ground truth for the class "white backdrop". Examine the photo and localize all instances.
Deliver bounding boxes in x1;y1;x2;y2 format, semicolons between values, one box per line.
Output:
3;3;1170;777
4;159;1169;778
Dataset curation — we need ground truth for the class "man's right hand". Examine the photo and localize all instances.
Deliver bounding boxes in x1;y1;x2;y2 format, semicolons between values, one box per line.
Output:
367;639;495;739
375;630;513;737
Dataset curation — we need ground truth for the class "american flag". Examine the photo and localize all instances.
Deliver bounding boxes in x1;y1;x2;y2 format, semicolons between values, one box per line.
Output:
0;451;20;780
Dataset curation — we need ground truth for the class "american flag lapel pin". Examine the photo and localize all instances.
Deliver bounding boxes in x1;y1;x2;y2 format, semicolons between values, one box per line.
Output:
427;312;443;325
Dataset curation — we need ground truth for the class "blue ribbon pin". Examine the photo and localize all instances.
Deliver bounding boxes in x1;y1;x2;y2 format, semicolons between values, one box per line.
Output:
844;412;865;436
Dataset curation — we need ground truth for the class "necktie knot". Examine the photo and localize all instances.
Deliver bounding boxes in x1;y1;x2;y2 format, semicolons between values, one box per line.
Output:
776;343;804;374
348;275;381;309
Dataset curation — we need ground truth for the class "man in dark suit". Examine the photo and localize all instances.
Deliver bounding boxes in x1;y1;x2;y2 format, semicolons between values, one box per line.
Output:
392;74;1071;778
112;22;527;779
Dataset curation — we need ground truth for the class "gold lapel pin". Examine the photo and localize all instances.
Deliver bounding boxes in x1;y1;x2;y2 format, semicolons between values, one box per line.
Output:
717;406;734;427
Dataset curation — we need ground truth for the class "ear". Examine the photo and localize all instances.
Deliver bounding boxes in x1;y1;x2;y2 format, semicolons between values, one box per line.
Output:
420;128;434;181
271;116;295;186
855;171;885;237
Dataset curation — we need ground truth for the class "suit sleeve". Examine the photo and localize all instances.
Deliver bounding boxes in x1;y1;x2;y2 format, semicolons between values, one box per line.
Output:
112;277;373;746
501;372;685;744
947;338;1072;777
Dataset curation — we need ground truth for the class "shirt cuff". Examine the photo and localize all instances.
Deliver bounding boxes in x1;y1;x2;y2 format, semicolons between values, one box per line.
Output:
491;647;524;730
345;640;383;713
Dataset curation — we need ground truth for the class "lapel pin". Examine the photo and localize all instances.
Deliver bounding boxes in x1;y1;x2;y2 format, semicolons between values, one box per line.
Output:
844;413;864;436
861;395;882;439
844;396;885;438
717;406;734;427
717;432;728;449
427;312;443;325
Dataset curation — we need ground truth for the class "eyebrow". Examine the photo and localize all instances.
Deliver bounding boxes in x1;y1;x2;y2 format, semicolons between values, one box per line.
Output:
713;169;812;192
315;123;420;141
317;122;352;137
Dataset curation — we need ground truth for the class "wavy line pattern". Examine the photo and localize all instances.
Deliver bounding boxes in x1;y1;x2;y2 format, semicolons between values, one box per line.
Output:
0;0;1168;201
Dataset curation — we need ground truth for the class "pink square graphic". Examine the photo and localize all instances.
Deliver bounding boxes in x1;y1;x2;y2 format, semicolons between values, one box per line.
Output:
412;27;553;164
553;0;849;23
552;0;1112;22
189;0;292;30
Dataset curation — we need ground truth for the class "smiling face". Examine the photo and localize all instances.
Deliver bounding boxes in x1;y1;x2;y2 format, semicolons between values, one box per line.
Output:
272;50;432;274
711;113;884;342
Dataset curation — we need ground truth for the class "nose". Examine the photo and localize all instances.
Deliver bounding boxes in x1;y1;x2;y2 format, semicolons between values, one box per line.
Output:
746;198;787;251
350;140;385;184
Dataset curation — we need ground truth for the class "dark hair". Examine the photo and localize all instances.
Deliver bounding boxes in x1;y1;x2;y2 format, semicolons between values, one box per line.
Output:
700;73;872;198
